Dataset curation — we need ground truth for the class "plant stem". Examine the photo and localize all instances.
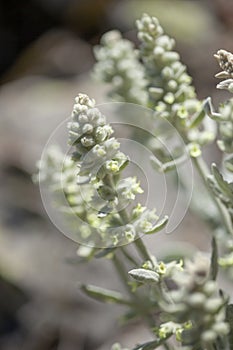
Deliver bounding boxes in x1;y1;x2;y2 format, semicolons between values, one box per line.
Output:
134;236;153;264
112;253;155;328
112;253;133;295
193;156;233;235
121;247;139;266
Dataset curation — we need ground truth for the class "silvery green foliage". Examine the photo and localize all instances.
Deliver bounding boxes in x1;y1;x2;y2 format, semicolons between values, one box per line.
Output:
94;31;148;105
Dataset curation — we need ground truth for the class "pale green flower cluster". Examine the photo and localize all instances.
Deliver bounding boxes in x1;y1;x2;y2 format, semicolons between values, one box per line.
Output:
161;253;229;347
37;94;163;247
36;94;166;248
136;14;194;107
94;14;216;167
35;145;87;218
35;145;110;247
129;253;229;348
94;31;148;105
136;14;214;147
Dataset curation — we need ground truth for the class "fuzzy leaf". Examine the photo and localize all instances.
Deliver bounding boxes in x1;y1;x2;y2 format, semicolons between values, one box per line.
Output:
95;247;116;258
81;285;133;305
129;268;159;283
190;109;206;129
145;216;169;234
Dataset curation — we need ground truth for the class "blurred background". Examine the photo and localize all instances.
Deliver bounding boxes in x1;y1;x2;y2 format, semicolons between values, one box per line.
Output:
0;0;233;349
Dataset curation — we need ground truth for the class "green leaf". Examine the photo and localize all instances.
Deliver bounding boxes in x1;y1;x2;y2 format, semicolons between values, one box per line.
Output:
210;237;218;280
81;285;133;305
189;109;205;129
95;247;116;258
129;268;159;283
226;304;233;350
145;216;169;234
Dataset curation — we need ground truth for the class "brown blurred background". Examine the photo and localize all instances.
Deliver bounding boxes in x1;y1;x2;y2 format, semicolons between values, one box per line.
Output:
0;1;233;349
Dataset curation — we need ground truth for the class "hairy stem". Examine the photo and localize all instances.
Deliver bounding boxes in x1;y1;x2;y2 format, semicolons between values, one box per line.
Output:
112;253;155;328
134;236;153;264
121;247;139;266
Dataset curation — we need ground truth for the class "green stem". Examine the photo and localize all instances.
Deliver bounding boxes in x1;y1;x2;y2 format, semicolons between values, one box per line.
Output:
121;247;139;266
112;253;133;295
112;253;155;328
163;342;171;350
193;156;233;235
134;236;153;264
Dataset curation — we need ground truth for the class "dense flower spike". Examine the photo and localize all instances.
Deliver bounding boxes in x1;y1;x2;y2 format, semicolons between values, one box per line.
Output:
35;145;108;249
136;16;192;112
94;31;148;105
162;254;229;347
130;254;229;348
37;94;166;248
136;14;214;148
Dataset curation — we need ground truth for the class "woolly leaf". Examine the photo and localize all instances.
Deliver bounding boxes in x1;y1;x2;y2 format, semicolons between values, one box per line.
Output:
81;285;132;305
95;247;117;258
145;215;169;234
129;268;159;283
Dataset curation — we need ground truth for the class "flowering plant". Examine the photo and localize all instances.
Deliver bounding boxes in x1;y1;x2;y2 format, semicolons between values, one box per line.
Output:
36;14;233;350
